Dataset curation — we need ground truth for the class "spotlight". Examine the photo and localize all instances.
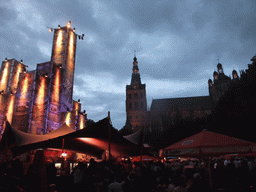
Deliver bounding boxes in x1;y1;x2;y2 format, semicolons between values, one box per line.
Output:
58;25;60;29
5;58;7;61
44;73;48;78
67;21;71;28
67;108;70;112
0;90;4;94
10;91;13;95
49;28;53;32
21;59;23;63
78;99;80;103
59;64;62;69
73;28;75;32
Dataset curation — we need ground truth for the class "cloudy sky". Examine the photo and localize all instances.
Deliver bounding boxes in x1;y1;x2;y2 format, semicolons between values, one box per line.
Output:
1;0;256;130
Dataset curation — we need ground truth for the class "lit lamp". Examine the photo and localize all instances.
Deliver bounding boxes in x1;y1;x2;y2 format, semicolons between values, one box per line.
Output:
61;152;67;157
67;21;71;28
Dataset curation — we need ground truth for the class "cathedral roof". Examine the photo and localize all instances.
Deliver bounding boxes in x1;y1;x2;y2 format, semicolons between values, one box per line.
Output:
150;96;213;111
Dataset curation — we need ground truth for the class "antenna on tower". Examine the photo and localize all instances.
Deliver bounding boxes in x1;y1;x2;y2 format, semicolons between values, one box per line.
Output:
134;50;136;58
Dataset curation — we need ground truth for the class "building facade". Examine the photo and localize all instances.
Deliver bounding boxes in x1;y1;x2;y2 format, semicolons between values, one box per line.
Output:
0;22;87;136
123;57;244;134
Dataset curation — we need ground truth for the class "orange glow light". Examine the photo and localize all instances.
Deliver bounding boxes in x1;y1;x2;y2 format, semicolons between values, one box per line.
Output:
21;75;29;99
54;30;63;64
12;64;23;94
68;32;74;70
65;111;71;126
78;138;107;149
52;67;60;103
6;95;15;124
37;77;45;104
0;62;9;92
79;115;84;130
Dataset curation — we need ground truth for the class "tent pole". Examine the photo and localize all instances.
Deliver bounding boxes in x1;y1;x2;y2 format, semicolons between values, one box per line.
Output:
108;111;111;161
62;138;65;152
139;126;145;169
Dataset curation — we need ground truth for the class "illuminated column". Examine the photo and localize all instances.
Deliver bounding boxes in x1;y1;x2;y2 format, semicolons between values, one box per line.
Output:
6;94;15;124
0;93;7;133
72;100;81;130
0;58;26;132
0;58;26;94
63;109;72;127
30;73;49;134
12;71;35;132
0;58;11;94
47;63;62;132
50;22;77;113
78;111;87;130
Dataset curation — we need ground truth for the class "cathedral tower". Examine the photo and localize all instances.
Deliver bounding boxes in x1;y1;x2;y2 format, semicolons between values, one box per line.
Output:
126;56;147;133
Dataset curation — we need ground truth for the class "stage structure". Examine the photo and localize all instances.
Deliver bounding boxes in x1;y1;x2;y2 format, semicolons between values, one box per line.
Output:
0;21;87;135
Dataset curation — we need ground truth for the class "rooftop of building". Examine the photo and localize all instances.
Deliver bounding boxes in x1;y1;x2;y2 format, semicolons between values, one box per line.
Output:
150;95;213;111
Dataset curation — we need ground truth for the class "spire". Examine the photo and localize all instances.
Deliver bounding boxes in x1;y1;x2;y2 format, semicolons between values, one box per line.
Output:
131;54;141;87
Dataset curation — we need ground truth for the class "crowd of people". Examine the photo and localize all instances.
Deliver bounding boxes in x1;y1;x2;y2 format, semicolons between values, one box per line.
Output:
0;155;256;191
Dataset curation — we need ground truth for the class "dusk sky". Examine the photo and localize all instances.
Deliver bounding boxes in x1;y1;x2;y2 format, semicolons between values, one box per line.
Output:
1;0;256;130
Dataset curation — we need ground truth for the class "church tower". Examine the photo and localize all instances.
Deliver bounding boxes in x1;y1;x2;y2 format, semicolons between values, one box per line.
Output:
126;56;147;133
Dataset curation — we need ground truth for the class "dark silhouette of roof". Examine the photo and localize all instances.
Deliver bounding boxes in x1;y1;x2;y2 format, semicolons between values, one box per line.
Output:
150;96;213;111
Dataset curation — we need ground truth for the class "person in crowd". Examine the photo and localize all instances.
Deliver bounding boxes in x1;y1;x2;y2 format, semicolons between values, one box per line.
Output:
73;162;84;191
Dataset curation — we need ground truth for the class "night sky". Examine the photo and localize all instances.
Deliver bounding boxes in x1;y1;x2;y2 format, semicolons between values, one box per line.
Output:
1;0;256;130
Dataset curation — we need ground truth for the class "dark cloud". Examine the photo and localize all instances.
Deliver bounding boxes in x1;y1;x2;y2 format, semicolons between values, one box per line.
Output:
0;6;18;26
1;0;256;129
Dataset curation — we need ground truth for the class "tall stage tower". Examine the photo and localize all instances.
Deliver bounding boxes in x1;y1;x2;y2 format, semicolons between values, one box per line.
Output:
0;22;87;135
